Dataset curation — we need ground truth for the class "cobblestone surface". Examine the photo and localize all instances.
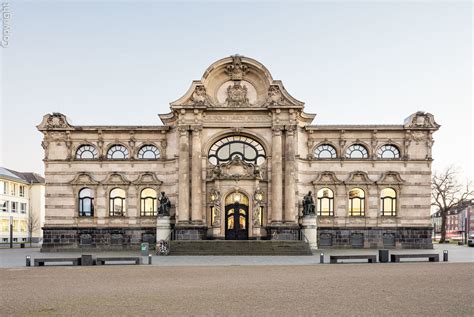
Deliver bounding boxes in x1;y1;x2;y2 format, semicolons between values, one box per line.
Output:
1;263;473;316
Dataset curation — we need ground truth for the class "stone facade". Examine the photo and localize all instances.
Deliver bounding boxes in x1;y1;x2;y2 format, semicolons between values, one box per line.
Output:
37;55;440;250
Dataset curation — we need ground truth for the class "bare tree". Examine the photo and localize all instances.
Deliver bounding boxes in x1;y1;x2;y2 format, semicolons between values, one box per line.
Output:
27;211;40;246
431;166;473;243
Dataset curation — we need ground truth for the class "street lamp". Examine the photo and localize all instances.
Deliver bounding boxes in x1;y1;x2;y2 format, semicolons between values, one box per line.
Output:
9;215;13;249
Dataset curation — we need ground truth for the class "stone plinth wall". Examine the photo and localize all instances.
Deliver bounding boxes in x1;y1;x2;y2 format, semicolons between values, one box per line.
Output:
175;226;207;240
318;227;433;249
41;227;156;251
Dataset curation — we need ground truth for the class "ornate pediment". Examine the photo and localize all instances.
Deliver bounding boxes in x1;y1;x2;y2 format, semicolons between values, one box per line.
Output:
102;172;131;186
404;111;440;129
345;171;373;185
210;156;262;180
167;55;306;112
312;171;343;185
37;113;73;131
70;172;100;185
377;171;405;185
132;172;162;186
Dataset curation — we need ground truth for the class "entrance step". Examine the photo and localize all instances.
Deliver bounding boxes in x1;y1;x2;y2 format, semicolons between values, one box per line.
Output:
169;240;312;256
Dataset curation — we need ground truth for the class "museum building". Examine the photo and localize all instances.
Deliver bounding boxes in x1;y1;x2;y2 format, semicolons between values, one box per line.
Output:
37;55;439;250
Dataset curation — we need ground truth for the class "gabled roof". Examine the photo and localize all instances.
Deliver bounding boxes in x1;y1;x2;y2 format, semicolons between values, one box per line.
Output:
0;167;26;182
1;167;45;184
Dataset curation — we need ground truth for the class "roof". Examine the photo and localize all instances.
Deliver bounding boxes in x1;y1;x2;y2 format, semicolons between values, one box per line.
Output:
432;199;474;217
0;167;26;182
1;167;45;184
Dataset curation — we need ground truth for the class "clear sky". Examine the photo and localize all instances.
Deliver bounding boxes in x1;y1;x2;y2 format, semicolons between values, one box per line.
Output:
0;0;472;179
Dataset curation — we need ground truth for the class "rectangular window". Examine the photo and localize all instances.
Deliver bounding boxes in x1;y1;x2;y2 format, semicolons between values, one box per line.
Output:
22;237;27;242
1;219;8;232
13;238;18;242
19;186;25;197
2;238;8;242
0;200;7;212
0;181;6;194
20;220;27;232
11;184;17;196
11;202;17;212
13;220;19;231
20;203;27;213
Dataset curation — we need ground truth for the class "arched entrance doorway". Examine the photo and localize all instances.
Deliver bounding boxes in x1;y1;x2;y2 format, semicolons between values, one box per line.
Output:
225;192;249;240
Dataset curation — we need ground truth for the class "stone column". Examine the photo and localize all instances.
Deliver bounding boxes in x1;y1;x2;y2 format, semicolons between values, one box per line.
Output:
178;126;190;223
271;126;283;223
284;126;296;223
191;127;202;223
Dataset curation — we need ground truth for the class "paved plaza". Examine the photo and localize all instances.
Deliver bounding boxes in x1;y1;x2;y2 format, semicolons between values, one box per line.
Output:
1;244;473;315
0;243;473;268
1;263;473;316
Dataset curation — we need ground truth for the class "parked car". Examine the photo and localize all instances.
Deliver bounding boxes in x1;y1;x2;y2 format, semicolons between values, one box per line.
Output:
468;234;474;247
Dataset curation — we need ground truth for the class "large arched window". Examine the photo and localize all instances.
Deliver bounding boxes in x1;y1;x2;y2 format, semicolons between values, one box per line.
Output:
314;144;337;159
381;188;397;216
137;145;160;159
316;188;334;216
76;145;98;159
140;188;157;216
348;188;365;216
208;135;266;165
346;144;369;159
109;188;126;216
106;145;129;159
377;145;400;159
78;187;94;217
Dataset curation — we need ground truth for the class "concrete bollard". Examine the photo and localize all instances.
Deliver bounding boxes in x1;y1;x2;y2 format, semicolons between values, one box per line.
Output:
320;252;324;264
26;255;31;267
148;254;152;265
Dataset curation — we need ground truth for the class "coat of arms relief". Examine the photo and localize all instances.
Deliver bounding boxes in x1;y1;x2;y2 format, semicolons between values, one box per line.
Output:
225;81;250;107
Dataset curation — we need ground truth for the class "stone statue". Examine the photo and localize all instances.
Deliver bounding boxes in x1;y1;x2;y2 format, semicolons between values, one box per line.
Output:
302;191;315;216
158;192;171;216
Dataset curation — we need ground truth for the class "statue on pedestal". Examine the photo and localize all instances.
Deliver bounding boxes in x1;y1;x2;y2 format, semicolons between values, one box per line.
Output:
302;191;315;216
158;192;171;216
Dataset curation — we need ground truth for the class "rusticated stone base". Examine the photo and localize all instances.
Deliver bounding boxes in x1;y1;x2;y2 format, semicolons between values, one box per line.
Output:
41;227;157;252
174;225;207;240
267;224;300;241
317;227;433;249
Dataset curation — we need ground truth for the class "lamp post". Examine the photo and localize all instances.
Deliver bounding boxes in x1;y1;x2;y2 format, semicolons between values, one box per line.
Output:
9;216;13;248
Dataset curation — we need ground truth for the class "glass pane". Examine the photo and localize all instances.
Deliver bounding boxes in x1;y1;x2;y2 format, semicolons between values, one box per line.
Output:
141;188;156;198
227;216;234;229
239;215;246;229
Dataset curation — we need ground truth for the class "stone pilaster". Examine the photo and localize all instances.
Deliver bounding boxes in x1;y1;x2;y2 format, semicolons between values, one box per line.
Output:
178;126;190;223
284;125;296;223
191;126;203;223
271;126;283;223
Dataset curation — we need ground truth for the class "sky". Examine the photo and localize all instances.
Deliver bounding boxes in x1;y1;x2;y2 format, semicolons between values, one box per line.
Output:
0;0;472;179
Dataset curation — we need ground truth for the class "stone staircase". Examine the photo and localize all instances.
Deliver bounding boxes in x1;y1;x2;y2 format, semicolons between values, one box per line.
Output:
169;240;313;256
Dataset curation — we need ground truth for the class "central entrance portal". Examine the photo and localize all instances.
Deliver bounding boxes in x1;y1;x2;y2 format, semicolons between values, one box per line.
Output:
225;192;249;240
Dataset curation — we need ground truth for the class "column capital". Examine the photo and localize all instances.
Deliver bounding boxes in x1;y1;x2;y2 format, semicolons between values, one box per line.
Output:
272;126;284;136
177;125;189;136
285;125;297;135
191;126;203;135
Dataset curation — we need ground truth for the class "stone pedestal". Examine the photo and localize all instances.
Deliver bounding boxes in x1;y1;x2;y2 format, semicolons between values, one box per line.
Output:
301;215;317;249
156;216;171;242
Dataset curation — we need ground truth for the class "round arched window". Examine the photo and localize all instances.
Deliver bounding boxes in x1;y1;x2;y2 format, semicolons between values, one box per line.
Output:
137;145;160;159
346;144;369;159
377;145;400;159
76;145;98;159
208;136;266;165
314;144;337;159
107;145;129;159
